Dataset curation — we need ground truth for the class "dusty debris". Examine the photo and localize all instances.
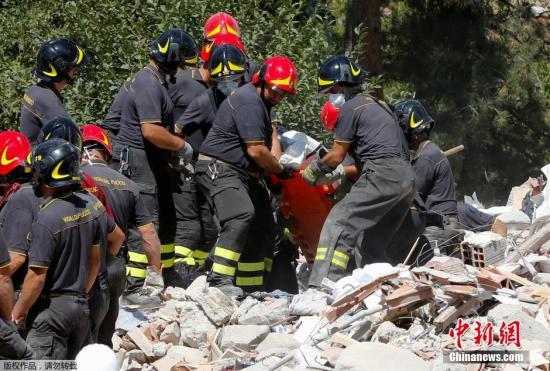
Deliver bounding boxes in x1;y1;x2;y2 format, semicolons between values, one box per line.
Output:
219;324;270;352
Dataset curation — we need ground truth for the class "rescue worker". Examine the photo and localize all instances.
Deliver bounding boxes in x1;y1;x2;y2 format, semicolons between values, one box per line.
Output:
394;99;462;255
80;124;162;345
173;44;248;279
304;56;415;287
0;232;35;360
12;139;124;360
20;39;87;145
196;56;297;294
36;117;121;341
114;29;199;295
458;201;507;237
0;133;35;360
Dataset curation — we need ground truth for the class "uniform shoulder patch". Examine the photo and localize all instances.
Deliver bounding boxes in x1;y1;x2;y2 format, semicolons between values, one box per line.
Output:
23;94;34;106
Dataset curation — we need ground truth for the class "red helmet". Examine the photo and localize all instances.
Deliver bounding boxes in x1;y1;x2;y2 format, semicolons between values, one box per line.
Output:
203;12;241;41
321;101;340;132
200;34;245;65
251;56;298;95
0;131;32;176
81;124;113;156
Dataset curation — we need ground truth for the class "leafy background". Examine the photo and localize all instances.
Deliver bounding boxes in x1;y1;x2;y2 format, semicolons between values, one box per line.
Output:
0;0;548;204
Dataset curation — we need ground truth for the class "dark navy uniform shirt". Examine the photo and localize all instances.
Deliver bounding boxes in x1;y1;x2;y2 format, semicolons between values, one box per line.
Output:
0;233;9;270
116;65;174;156
168;68;208;121
28;191;116;295
333;94;405;167
0;184;41;288
81;160;152;235
102;76;133;136
412;141;457;214
20;82;70;145
176;88;223;158
199;83;272;172
457;201;494;232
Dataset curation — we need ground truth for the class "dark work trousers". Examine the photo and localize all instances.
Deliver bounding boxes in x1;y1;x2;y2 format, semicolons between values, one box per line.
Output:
174;172;217;271
0;318;35;360
196;159;276;292
112;146;181;291
97;254;126;346
309;157;415;287
424;214;464;256
88;273;109;342
26;295;89;360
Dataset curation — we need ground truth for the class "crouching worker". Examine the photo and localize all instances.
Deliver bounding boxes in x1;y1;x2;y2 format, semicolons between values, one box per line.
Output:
305;56;415;287
12;139;123;360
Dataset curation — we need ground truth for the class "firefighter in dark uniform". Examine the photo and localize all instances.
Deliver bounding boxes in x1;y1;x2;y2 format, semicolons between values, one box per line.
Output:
20;39;87;145
173;45;248;277
0;233;35;360
0;133;35;360
36;117;124;341
80;124;161;345
196;56;297;294
394;99;463;255
114;29;199;295
101;77;133;146
304;56;415;287
12;139;124;360
457;201;508;237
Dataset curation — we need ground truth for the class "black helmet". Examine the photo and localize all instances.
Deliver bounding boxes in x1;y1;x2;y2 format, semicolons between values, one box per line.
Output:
35;39;88;84
149;28;199;75
209;44;247;82
37;116;83;151
31;138;81;188
318;56;367;93
393;99;435;141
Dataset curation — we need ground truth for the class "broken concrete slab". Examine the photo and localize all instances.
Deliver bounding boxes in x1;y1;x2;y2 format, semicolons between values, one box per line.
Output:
230;296;259;324
160;322;180;345
219;325;270;352
487;304;550;343
164;286;187;301
185;275;208;297
166;345;207;364
533;272;550;286
255;333;300;360
189;287;237;326
127;327;154;357
158;300;183;321
152;341;168;358
334;342;430;371
236;298;289;326
289;288;328;316
127;349;147;364
178;301;216;349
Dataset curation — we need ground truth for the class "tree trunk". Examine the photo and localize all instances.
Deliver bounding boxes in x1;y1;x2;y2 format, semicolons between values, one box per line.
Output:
345;0;384;98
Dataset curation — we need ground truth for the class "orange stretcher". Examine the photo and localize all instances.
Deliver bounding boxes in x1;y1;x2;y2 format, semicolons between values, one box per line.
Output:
271;157;336;263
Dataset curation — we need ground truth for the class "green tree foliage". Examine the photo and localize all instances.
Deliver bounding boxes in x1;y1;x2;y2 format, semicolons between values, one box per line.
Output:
0;0;333;140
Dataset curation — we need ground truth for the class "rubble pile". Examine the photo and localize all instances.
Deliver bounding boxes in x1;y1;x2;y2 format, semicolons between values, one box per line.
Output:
112;226;550;371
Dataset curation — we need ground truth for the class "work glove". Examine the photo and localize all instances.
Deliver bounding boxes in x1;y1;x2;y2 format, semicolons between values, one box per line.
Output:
302;160;333;186
174;142;194;164
143;266;164;296
317;164;346;185
275;164;296;180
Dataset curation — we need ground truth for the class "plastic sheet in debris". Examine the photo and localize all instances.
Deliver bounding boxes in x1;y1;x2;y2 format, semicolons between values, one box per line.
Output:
115;308;149;331
279;130;321;169
332;263;400;301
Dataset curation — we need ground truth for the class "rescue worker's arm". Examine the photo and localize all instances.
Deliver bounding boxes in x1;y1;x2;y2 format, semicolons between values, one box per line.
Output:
12;267;46;323
85;244;100;294
138;223;162;271
412;156;434;196
8;252;26;276
322;141;350;168
247;143;285;174
141;123;186;151
344;165;360;181
107;224;125;257
0;264;13;321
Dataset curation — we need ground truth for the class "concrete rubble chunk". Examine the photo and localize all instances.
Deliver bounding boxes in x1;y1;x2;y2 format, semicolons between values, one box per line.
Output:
152;341;167;357
289;288;328;315
158;300;183;321
179;301;216;348
533;272;550;285
219;325;270;352
230;296;259;324
164;286;187;301
167;345;207;364
127;349;147;364
189;287;238;326
371;321;407;343
236;298;289;326
127;327;154;357
255;333;300;359
487;304;550;343
185;275;208;297
334;342;430;371
160;322;180;345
